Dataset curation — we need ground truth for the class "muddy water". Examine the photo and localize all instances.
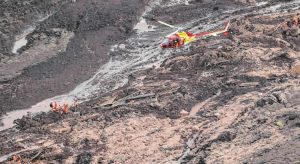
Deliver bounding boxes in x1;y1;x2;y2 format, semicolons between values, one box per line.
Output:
11;14;55;54
11;26;35;54
1;0;300;131
0;0;171;131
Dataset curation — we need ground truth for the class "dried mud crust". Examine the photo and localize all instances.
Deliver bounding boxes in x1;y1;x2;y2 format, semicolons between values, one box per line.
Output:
0;0;149;116
1;11;300;163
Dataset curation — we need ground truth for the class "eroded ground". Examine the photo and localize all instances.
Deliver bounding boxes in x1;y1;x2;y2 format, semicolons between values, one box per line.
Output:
0;0;148;116
1;5;299;163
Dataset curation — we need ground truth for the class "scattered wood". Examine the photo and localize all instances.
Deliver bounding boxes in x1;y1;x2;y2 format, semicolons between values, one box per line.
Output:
92;93;156;109
239;82;260;87
30;149;43;161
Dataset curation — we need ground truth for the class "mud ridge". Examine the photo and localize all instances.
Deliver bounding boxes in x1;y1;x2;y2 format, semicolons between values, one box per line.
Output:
1;0;300;163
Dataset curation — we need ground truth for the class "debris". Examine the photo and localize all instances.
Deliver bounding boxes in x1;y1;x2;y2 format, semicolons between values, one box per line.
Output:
98;96;117;107
30;150;43;161
275;120;285;129
73;112;81;117
180;110;189;117
203;42;223;49
239;82;260;87
256;91;288;107
2;2;300;164
272;92;287;105
76;152;92;164
122;93;156;102
119;44;126;49
92;93;157;109
215;131;236;142
290;64;300;75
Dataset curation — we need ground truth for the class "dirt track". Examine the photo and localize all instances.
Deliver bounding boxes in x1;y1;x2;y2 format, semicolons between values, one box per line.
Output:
1;0;300;163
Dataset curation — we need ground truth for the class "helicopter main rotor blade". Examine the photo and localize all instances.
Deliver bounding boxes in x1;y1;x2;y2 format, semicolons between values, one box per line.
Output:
157;21;177;29
166;29;180;37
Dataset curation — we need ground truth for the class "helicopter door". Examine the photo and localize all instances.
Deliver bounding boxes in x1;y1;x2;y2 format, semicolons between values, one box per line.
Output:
170;37;180;47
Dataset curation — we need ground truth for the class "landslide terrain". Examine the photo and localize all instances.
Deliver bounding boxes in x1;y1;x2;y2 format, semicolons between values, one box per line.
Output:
0;0;148;116
1;0;300;163
1;2;300;163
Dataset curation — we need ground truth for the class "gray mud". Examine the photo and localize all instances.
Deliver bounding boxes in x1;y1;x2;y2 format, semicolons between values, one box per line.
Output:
0;0;300;163
0;0;149;116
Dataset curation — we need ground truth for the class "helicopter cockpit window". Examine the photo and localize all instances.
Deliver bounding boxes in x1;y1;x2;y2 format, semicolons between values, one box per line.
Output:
162;39;169;45
170;38;179;46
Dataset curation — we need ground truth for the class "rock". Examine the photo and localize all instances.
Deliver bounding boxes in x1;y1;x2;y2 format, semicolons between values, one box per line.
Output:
257;91;289;107
73;112;81;117
87;119;93;125
119;44;126;49
76;152;92;164
215;131;236;142
186;138;196;149
256;95;277;107
245;24;255;32
274;120;284;129
273;92;287;105
290;64;300;75
180;110;189;117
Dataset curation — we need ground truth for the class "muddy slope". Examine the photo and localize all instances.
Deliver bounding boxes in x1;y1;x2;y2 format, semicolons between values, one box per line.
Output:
0;0;148;116
0;0;67;58
0;6;299;163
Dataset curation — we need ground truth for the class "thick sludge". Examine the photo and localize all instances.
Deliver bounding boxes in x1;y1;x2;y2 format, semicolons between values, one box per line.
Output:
1;0;300;163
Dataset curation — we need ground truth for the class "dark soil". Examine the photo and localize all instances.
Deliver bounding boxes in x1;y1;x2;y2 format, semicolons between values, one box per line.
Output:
0;0;149;116
0;0;299;163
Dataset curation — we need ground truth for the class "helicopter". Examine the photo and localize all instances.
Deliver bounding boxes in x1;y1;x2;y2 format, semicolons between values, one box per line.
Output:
158;20;231;48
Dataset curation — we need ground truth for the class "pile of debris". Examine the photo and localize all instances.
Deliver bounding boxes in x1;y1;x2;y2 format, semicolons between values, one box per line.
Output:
1;6;300;164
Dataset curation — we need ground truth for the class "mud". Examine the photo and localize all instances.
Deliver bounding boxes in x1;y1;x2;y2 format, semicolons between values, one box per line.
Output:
1;0;300;163
0;0;149;116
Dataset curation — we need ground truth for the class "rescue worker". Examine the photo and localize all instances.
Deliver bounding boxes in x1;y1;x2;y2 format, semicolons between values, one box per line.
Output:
172;38;179;48
289;13;300;36
50;102;69;114
50;101;59;112
12;155;22;164
62;103;69;113
292;13;299;27
223;31;229;37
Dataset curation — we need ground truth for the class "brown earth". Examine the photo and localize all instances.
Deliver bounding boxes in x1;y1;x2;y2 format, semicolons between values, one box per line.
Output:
0;8;299;163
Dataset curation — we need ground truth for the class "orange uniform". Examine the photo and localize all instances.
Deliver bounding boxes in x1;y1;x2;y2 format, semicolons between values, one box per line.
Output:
50;102;59;112
50;102;69;114
62;103;69;113
12;155;22;164
293;15;299;26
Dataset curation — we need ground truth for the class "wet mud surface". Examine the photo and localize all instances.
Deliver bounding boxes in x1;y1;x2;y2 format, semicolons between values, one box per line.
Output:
0;0;148;116
1;0;300;163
